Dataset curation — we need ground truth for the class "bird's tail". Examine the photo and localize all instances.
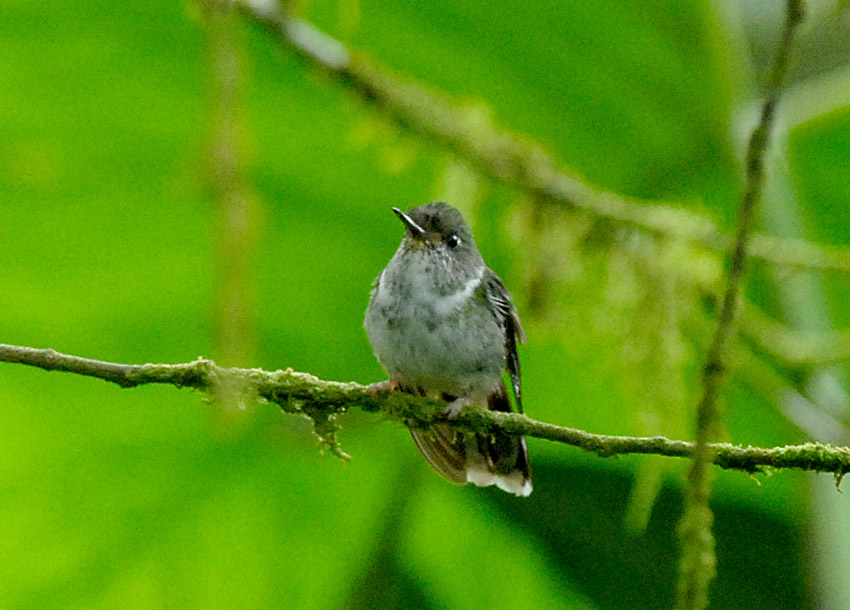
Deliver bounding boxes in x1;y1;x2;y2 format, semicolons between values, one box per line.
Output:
409;387;532;497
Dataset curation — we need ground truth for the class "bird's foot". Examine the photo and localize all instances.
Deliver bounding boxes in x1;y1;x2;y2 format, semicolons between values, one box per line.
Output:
366;379;398;398
445;397;471;420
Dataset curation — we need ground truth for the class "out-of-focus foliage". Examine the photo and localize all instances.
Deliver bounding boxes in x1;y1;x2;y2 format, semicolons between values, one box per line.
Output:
1;0;850;608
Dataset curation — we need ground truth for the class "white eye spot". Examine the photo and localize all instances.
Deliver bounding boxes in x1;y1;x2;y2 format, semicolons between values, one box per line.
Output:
446;234;460;248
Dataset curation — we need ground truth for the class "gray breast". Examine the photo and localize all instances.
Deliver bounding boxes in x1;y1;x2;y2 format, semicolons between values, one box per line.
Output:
365;275;505;397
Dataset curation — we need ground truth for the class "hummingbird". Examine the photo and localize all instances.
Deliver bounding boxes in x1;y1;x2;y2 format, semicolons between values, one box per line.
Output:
364;201;531;496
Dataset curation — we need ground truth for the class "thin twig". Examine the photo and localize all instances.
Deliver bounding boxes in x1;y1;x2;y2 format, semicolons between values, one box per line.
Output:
2;342;847;477
204;0;259;368
741;304;850;367
678;3;805;609
234;0;850;273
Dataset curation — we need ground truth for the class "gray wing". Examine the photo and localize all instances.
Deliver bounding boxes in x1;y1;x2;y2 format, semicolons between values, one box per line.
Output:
482;268;526;412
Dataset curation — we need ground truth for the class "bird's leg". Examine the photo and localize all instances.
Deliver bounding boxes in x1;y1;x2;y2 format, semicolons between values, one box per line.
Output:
366;379;399;398
445;397;471;420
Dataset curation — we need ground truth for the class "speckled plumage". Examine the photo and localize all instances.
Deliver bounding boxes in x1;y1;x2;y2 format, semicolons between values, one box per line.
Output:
364;202;531;496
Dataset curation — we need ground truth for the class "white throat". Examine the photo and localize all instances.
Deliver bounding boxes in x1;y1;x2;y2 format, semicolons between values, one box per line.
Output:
431;265;485;316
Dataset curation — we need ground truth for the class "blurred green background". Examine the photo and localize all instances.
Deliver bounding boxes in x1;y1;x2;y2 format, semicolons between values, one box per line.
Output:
2;0;850;608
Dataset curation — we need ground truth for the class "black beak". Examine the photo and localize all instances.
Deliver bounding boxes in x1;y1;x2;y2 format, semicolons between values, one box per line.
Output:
392;207;426;238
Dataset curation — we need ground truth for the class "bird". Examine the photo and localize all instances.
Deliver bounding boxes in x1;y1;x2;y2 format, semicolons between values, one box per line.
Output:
364;201;531;496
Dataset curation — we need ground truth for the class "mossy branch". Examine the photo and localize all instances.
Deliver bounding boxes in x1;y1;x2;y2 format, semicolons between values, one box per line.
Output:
2;343;847;479
234;0;850;273
677;2;805;609
229;0;850;378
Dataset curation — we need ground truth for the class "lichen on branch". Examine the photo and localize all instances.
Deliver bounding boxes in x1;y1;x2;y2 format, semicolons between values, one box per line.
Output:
236;0;850;274
2;343;848;481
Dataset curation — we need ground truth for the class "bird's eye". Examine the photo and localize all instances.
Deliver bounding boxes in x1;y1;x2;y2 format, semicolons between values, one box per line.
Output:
446;234;460;249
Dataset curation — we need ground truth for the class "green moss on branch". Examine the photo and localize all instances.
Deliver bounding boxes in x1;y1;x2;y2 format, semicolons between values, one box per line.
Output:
2;343;848;479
